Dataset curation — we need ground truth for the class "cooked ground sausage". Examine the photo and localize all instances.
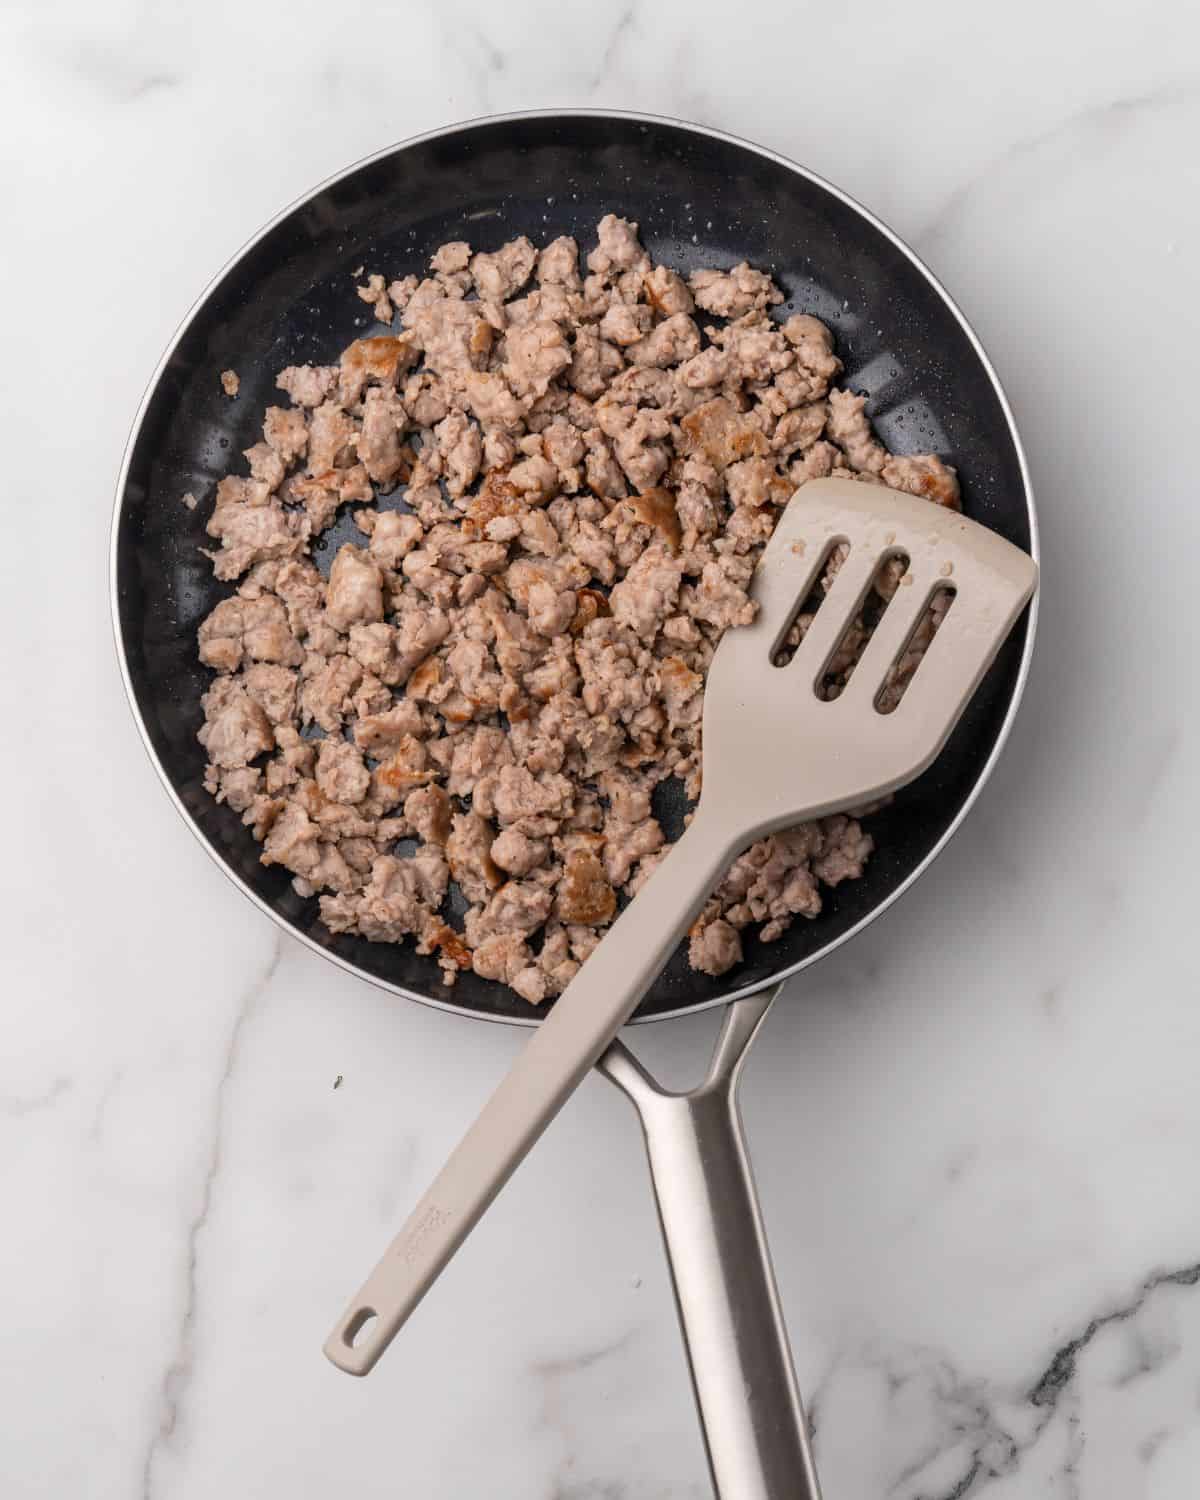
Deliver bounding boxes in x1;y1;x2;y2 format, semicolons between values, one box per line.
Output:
197;219;960;998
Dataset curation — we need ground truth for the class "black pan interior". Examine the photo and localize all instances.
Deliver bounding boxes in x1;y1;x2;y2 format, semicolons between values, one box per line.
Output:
114;113;1032;1023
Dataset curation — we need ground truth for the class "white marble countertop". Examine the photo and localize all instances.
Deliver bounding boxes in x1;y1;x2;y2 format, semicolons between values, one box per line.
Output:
4;2;1199;1496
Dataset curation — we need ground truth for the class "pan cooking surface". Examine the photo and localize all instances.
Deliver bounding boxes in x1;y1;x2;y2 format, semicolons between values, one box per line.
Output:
113;111;1034;1024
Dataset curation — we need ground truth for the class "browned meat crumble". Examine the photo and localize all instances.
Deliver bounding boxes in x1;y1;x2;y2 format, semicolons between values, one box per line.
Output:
197;217;960;1001
220;369;240;397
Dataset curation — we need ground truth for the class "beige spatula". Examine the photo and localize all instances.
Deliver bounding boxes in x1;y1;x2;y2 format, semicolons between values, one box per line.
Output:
325;476;1038;1375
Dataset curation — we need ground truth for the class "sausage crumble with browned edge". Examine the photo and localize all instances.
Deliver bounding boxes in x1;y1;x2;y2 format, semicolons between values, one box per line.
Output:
196;217;960;1003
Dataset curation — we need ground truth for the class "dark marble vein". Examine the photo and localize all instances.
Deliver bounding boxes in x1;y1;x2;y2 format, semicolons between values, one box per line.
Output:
912;1259;1200;1499
55;41;178;103
586;5;636;94
138;935;282;1500
550;1481;625;1500
1027;1261;1200;1409
535;1329;640;1500
1126;726;1182;828
88;1066;125;1143
533;1328;634;1383
430;0;507;112
916;82;1200;254
0;1075;71;1118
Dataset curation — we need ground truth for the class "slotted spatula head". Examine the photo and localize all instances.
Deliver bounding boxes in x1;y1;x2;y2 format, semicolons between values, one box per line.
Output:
700;477;1038;838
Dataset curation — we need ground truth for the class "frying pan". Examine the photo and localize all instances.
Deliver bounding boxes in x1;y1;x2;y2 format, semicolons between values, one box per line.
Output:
111;110;1037;1498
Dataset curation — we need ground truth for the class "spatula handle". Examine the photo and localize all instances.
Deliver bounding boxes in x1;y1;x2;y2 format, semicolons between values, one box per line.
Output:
324;808;739;1375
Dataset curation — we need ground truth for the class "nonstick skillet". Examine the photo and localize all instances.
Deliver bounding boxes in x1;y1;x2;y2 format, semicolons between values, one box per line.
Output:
111;110;1037;1498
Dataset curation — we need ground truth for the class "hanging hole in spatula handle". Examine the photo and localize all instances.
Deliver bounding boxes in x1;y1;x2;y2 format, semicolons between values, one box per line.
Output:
326;1306;379;1373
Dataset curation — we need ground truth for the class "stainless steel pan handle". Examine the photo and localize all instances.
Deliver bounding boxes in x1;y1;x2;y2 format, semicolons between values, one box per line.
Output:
597;985;821;1500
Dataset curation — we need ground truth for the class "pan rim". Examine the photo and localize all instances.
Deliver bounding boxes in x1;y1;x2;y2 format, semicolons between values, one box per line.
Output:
110;107;1039;1029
